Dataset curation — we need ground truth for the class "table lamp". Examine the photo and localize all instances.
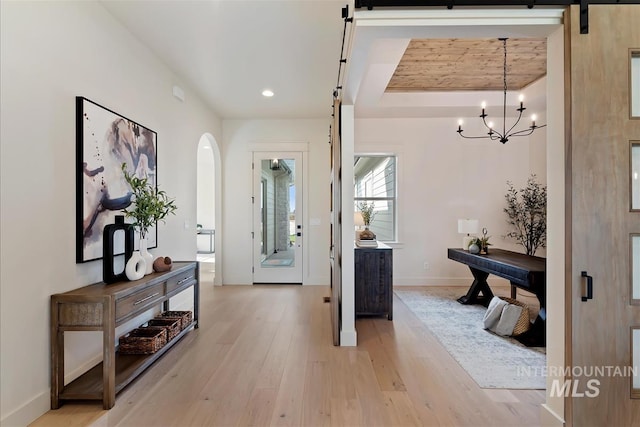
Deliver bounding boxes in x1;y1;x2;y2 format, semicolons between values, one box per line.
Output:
354;212;365;240
458;219;479;250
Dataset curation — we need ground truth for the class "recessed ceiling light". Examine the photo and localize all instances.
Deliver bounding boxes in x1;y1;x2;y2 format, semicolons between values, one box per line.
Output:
262;89;274;97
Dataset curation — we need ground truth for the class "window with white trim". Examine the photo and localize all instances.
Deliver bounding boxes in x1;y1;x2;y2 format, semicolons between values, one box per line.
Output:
354;155;396;241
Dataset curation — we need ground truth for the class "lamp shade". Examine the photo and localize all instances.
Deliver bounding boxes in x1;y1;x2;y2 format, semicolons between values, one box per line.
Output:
354;212;365;227
458;219;479;234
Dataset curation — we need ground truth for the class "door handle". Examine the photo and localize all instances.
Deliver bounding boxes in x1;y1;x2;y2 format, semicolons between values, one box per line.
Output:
581;271;593;301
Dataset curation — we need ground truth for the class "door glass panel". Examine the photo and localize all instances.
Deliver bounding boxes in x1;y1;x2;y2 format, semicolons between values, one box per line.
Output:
260;158;296;268
632;51;640;118
633;235;640;301
632;328;640;397
632;143;640;210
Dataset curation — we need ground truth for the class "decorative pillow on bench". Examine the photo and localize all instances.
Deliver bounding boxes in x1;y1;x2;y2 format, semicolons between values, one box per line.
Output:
483;296;531;337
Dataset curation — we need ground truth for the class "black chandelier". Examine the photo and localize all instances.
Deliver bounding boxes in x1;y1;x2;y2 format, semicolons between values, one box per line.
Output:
456;38;546;144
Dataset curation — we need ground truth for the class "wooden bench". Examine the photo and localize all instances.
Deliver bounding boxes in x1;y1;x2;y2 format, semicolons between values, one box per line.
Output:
447;248;546;346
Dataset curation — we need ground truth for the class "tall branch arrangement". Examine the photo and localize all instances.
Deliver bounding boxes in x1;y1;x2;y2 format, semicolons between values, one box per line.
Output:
357;201;377;227
121;163;177;239
503;175;547;256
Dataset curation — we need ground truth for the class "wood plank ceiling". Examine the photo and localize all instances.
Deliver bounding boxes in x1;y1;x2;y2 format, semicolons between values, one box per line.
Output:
386;38;547;92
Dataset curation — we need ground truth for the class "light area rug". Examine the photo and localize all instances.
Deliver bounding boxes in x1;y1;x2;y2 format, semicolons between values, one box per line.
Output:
395;288;546;389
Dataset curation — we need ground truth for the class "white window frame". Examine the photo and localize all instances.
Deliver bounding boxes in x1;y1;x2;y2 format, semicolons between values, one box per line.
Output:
354;154;397;242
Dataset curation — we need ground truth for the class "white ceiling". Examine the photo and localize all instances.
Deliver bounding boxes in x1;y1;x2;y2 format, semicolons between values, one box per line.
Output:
100;3;563;121
101;0;346;120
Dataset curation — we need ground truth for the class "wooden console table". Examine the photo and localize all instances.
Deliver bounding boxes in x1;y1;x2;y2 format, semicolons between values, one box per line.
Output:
447;248;546;346
50;261;199;409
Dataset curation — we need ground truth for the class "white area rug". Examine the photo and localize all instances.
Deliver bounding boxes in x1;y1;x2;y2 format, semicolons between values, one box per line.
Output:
395;288;546;389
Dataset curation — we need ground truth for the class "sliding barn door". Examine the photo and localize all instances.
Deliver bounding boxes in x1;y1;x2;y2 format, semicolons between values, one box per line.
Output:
567;5;640;425
330;99;342;346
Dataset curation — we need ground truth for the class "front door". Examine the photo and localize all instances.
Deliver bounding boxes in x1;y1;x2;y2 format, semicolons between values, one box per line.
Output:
252;152;303;284
568;5;640;425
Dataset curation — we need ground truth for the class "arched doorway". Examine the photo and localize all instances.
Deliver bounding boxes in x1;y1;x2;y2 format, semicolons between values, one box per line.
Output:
197;133;222;286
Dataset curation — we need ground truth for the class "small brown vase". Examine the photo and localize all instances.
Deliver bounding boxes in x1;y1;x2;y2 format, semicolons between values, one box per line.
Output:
153;256;173;272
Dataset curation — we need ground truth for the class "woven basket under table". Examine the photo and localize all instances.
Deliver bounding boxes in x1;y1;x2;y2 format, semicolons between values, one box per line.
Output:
499;297;531;336
158;311;193;330
148;317;182;341
119;326;167;355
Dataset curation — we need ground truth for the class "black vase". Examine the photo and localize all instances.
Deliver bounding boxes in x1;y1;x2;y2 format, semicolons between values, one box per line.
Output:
103;215;134;283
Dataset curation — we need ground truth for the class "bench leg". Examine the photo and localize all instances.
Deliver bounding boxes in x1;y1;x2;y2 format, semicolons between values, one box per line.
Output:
457;268;493;306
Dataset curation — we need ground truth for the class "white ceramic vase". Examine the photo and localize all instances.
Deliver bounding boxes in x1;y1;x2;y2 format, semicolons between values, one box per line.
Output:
125;251;146;281
139;236;154;275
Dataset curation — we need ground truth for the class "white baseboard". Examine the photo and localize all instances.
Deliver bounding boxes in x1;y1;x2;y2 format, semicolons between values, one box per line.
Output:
1;389;49;427
303;275;330;286
65;354;103;385
340;329;357;346
540;404;565;426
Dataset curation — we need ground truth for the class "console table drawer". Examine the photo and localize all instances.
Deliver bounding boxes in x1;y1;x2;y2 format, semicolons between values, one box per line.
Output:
166;268;197;294
116;282;165;321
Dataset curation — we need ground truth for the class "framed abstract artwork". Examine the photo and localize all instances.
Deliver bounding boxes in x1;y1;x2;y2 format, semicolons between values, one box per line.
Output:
76;97;157;263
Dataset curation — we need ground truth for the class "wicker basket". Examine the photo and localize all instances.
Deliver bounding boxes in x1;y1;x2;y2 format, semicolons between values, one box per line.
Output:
499;297;531;336
148;317;181;341
158;311;193;330
119;327;167;354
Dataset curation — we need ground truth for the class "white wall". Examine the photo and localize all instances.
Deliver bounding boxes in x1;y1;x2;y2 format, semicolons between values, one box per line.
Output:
541;25;566;426
221;119;330;285
0;1;222;425
355;117;547;286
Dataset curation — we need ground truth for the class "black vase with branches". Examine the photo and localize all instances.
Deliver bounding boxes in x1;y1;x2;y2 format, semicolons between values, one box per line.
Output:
503;175;547;256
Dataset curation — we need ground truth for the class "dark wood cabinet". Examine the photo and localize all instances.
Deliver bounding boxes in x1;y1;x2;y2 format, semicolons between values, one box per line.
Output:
50;262;199;409
355;243;392;320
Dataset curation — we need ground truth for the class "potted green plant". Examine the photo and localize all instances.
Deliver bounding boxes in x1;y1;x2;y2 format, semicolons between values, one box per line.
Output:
469;228;491;255
357;201;377;228
357;201;377;240
503;175;547;256
121;163;177;275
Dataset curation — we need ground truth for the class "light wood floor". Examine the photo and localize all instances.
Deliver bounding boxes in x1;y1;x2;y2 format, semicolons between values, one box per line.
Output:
31;281;544;427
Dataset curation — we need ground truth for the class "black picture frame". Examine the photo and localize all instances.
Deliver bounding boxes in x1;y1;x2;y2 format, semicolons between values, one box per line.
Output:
76;96;158;263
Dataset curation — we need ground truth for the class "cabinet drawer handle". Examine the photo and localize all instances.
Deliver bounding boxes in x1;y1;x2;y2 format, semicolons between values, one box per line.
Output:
177;276;194;286
133;292;160;305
